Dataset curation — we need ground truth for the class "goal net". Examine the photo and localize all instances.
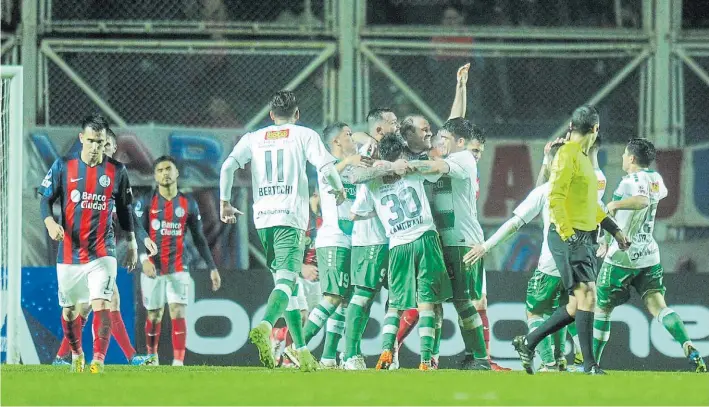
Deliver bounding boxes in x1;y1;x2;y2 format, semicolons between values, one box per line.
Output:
0;66;23;364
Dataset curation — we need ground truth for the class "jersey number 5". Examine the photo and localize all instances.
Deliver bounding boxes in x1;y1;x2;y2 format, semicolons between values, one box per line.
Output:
381;186;422;226
265;149;284;183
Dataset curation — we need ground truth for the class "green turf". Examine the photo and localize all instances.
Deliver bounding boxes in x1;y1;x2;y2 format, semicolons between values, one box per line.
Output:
1;365;707;406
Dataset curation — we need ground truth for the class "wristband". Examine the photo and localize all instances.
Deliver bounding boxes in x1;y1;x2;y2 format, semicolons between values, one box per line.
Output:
600;217;621;237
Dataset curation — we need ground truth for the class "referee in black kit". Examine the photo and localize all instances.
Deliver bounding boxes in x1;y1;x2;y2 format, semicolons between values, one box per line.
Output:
513;105;629;375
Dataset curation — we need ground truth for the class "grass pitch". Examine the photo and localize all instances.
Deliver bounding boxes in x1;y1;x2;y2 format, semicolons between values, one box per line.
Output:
1;365;707;406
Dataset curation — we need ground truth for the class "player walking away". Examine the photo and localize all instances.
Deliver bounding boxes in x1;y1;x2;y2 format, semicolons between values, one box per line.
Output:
40;113;139;373
509;105;628;375
135;155;221;366
593;138;707;373
341;108;399;370
219;91;346;372
296;122;360;368
467;142;569;372
534;135;607;370
352;134;453;371
53;129;156;367
409;118;490;371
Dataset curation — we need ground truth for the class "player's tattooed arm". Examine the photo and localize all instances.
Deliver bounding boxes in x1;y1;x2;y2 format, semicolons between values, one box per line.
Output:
339;159;409;184
409;159;450;175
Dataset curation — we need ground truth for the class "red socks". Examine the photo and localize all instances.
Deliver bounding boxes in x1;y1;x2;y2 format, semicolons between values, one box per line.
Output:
110;311;136;360
92;310;111;362
478;309;491;356
145;319;162;355
171;318;186;363
60;315;85;356
396;309;420;349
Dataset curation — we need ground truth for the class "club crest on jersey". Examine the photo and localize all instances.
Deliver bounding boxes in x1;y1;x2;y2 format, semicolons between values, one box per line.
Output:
151;219;161;230
650;181;660;193
597;179;606;190
265;129;289;140
175;206;186;218
99;175;111;188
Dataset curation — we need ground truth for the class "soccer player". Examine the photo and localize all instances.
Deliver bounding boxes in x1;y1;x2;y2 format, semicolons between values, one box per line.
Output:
40;113;139;373
342;108;399;370
466;141;569;372
219;90;346;372
510;105;627;375
52;129;156;366
593;138;707;373
298;122;359;368
391;64;474;369
409;118;490;370
135;155;222;366
352;133;454;371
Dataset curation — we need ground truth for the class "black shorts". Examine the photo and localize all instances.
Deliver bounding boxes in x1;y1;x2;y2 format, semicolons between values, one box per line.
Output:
547;225;598;294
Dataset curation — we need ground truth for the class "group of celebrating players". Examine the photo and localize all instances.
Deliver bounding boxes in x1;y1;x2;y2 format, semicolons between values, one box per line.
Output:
42;62;706;374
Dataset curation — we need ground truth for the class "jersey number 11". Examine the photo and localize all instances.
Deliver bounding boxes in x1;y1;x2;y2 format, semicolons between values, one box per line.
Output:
265;149;284;183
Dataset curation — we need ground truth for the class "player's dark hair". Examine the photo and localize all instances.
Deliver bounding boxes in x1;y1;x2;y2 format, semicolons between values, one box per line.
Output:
106;128;117;142
153;155;178;170
322;122;349;146
441;117;473;141
570;105;599;135
80;113;109;132
270;90;298;118
379;133;406;162
626;138;656;167
470;124;486;144
366;108;395;126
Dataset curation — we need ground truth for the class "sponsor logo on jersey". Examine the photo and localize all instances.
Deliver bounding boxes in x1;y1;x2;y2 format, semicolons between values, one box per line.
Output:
70;190;108;210
157;220;184;236
650;181;660;193
597;179;606;191
264;129;289;140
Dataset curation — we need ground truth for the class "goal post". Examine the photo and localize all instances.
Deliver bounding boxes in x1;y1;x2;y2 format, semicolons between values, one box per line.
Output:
1;65;23;364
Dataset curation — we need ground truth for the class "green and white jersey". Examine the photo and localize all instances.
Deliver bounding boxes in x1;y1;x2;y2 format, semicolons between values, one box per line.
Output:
226;124;336;230
315;165;356;249
430;150;484;247
606;170;668;269
351;184;388;247
351;173;438;249
512;183;559;277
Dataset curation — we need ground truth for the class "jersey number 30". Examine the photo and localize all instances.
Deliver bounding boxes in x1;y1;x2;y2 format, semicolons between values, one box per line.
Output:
381;187;422;226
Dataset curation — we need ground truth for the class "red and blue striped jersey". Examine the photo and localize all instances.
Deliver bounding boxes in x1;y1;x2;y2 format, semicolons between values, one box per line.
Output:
134;191;216;275
39;153;134;264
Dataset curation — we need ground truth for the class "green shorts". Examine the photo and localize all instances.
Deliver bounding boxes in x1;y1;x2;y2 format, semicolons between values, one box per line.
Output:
525;269;568;315
317;246;352;297
351;244;388;291
597;262;666;310
443;246;484;301
388;231;453;310
257;226;305;276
